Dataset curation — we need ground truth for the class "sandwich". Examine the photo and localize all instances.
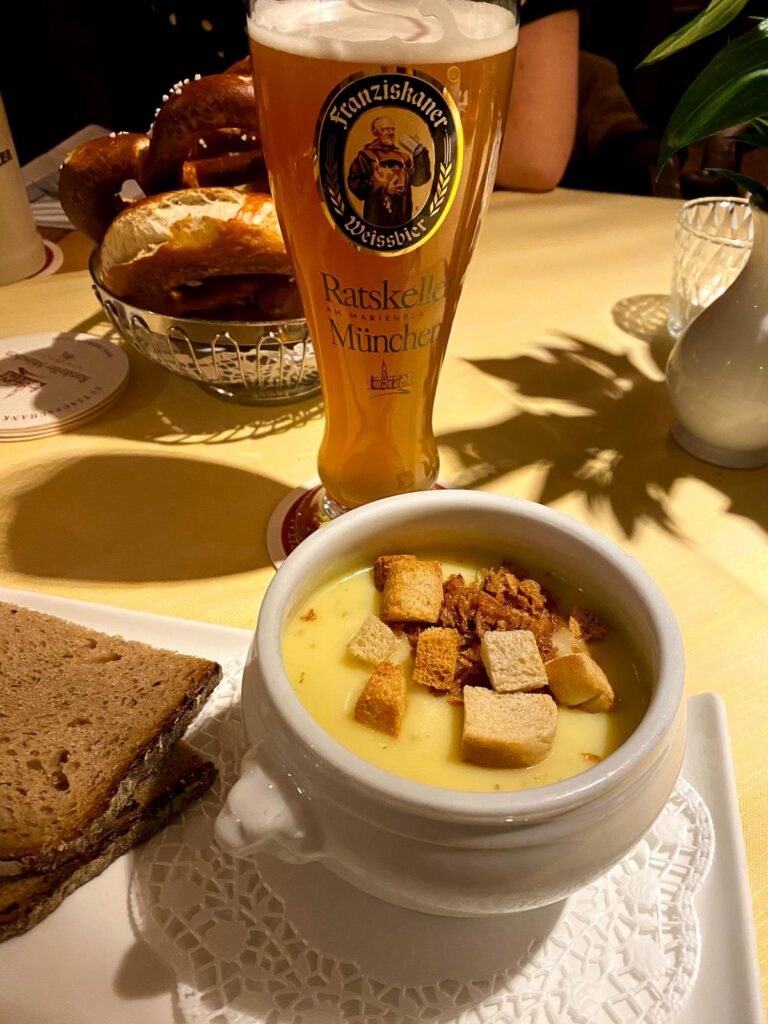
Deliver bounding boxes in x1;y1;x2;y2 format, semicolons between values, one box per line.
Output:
0;741;216;940
0;601;221;938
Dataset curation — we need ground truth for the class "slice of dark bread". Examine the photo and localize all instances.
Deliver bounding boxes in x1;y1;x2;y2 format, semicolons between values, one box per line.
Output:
0;602;221;876
0;741;217;941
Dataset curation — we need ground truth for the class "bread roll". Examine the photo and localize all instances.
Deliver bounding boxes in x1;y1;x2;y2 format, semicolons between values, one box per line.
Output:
99;187;293;317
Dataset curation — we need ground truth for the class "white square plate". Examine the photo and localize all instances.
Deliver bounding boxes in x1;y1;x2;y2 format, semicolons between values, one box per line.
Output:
0;588;763;1023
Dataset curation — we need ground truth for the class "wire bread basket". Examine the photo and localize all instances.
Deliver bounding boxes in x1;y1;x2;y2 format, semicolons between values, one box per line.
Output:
90;254;321;406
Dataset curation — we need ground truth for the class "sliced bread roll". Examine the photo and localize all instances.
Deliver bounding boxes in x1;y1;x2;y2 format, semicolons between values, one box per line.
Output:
0;741;216;941
98;187;292;316
0;602;221;876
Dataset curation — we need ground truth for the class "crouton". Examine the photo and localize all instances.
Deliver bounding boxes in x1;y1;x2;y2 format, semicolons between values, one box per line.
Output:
480;629;548;693
348;615;399;665
353;662;407;736
380;559;443;623
568;606;608;643
412;627;459;691
545;652;614;712
579;691;615;713
373;554;416;591
461;688;558;768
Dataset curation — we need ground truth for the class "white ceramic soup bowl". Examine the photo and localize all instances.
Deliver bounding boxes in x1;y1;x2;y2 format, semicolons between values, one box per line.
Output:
215;490;686;916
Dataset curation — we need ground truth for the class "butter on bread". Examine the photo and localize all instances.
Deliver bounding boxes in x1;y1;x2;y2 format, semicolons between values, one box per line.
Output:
347;615;399;665
380;559;443;623
353;662;407;737
545;652;615;712
0;602;221;877
461;688;558;768
0;742;216;942
412;627;459;692
480;629;548;693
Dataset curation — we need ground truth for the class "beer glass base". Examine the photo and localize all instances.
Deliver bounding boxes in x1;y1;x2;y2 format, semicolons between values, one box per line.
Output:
267;483;350;565
292;485;350;544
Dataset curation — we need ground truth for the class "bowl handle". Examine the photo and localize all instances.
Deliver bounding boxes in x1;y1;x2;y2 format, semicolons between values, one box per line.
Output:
214;742;324;864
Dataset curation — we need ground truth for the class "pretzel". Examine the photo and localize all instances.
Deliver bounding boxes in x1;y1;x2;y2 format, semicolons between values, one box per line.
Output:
58;133;150;242
59;68;265;241
225;57;253;76
98;188;294;318
141;73;262;194
180;128;268;190
184;128;260;162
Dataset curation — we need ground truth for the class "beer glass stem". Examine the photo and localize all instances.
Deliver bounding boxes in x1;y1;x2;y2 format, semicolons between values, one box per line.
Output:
320;491;350;521
287;483;353;547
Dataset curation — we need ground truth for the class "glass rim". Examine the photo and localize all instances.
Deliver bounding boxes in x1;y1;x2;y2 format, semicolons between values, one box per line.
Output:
676;195;752;248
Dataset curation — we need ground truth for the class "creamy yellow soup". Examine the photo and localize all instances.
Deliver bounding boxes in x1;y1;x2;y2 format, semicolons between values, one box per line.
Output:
282;553;650;792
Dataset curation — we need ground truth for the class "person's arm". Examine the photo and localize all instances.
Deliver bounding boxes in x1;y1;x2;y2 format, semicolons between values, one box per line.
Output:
495;9;579;192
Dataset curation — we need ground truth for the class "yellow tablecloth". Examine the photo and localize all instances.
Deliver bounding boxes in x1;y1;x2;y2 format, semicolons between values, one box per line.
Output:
2;188;766;1004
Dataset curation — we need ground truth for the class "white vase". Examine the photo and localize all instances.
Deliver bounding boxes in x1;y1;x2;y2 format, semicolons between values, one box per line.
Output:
666;198;768;468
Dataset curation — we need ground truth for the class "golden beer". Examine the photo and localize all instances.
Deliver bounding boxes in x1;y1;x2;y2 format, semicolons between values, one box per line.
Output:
249;0;517;511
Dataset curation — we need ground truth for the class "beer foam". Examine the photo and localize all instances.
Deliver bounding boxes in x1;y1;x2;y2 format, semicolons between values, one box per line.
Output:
248;0;518;62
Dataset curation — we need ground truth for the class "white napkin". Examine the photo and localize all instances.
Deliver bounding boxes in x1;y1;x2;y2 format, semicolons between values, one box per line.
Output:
22;124;109;228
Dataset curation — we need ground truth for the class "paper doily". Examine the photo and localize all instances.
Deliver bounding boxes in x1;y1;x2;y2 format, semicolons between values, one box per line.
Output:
130;655;714;1024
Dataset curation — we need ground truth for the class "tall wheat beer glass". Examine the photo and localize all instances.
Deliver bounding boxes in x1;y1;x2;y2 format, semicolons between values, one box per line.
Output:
248;0;518;532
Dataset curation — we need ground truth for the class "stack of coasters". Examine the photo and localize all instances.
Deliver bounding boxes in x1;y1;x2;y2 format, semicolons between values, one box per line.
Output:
0;332;129;440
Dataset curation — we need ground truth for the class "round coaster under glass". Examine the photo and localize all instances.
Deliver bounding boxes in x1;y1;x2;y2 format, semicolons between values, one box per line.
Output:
34;240;64;278
267;480;448;567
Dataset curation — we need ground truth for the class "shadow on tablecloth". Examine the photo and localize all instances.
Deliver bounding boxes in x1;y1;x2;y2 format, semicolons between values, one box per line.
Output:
3;454;290;581
437;330;767;540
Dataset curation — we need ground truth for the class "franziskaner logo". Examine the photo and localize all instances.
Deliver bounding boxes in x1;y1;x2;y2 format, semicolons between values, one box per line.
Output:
316;69;463;255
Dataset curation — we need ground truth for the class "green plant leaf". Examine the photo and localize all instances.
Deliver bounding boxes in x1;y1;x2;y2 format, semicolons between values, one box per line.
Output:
640;0;748;66
730;131;768;147
657;19;768;168
709;167;768;209
731;118;768;146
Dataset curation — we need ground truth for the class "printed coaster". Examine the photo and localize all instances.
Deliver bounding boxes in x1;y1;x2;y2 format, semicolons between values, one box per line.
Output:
0;332;129;440
266;480;324;568
32;240;64;277
0;380;129;440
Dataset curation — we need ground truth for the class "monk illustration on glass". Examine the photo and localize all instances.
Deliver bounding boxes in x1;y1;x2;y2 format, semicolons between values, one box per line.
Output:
347;114;431;228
